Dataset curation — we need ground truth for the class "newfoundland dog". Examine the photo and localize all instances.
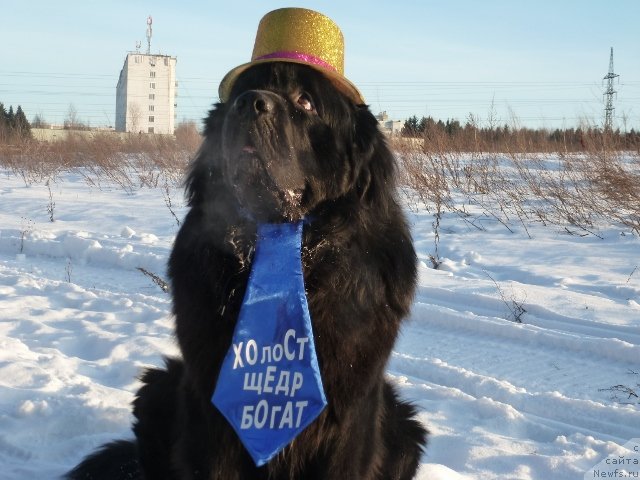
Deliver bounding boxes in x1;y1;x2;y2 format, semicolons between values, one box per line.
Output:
66;62;427;479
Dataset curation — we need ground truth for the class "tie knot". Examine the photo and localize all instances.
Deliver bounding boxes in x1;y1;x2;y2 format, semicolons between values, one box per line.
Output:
249;222;304;278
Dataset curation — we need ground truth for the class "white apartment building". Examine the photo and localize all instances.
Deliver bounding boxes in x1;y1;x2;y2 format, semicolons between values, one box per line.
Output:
116;53;177;134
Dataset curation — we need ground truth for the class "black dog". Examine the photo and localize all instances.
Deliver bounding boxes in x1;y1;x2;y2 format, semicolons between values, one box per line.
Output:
66;62;427;480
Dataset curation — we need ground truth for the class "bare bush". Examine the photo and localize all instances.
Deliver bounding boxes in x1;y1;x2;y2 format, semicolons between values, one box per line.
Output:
393;125;640;243
2;123;638;239
175;120;202;152
19;217;34;254
0;130;199;193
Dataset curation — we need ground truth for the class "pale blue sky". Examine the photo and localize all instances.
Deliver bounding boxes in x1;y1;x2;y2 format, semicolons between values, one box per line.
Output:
2;1;639;129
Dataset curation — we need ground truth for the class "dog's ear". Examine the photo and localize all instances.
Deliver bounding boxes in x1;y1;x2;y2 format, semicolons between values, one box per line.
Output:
353;106;397;206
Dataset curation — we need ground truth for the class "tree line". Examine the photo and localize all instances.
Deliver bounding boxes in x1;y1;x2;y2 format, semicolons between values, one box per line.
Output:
0;103;31;142
402;115;640;152
0;102;96;145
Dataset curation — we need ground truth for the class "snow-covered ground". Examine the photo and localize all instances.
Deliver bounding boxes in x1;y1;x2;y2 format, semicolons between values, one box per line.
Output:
1;166;639;479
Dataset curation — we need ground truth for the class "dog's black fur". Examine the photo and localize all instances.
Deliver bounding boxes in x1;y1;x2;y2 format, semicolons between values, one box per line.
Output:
66;62;427;480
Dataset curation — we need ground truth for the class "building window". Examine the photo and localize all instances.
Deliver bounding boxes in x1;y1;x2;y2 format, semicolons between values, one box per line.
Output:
150;82;155;89
135;56;141;63
149;105;154;112
149;94;155;100
148;127;154;134
164;58;169;66
150;71;156;78
149;116;155;123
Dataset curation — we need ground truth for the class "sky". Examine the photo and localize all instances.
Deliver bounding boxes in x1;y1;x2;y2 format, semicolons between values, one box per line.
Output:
1;0;639;130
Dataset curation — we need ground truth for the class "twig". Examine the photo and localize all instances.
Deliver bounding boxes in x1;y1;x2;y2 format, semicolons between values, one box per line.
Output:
65;258;73;283
599;384;639;402
484;270;526;323
163;179;181;227
19;217;34;254
564;227;589;237
136;267;170;293
46;180;56;222
626;266;638;284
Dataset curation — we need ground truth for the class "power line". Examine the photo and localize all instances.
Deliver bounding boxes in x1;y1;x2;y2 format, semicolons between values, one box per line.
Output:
2;70;639;128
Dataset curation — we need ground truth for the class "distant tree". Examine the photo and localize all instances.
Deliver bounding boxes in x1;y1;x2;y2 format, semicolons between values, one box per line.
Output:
627;129;640;151
0;103;7;141
64;103;87;130
425;116;436;128
402;115;420;137
32;113;50;129
445;119;462;136
417;116;428;133
399;111;634;152
549;129;562;143
128;102;142;133
0;104;33;142
14;106;31;139
174;120;202;150
423;116;438;140
486;95;499;131
7;105;15;130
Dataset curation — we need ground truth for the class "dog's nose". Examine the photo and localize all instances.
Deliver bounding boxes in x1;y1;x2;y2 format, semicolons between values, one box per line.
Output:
233;90;275;116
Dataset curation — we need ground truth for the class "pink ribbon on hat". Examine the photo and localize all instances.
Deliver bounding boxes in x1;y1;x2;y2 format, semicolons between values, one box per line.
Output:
255;51;338;72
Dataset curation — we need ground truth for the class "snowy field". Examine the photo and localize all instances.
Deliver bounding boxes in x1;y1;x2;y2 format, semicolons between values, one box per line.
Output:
1;164;639;479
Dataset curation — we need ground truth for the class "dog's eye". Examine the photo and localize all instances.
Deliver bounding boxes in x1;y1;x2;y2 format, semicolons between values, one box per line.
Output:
296;92;315;112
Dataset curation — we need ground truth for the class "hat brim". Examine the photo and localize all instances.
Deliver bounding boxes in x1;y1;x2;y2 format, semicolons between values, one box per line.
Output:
218;58;366;106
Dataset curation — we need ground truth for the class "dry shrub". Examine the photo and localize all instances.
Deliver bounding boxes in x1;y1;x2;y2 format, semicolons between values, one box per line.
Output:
174;121;202;152
569;149;640;233
393;128;640;236
2;125;638;235
0;128;202;192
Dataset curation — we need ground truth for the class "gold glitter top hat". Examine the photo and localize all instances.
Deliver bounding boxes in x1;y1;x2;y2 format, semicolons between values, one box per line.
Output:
219;8;365;104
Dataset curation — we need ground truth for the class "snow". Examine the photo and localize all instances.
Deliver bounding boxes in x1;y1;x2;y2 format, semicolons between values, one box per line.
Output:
1;165;639;479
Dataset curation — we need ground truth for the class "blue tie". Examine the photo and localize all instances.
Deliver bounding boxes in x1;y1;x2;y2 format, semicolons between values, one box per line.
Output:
212;221;327;466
